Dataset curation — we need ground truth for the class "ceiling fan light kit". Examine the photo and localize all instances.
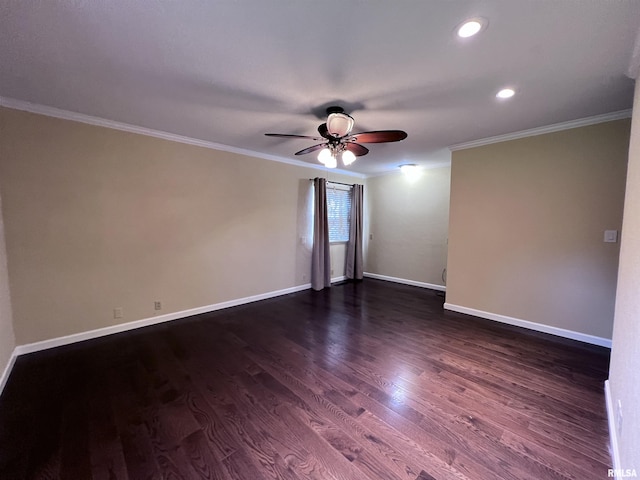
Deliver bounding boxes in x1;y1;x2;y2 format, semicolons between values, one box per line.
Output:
318;144;357;169
317;148;335;167
265;106;407;169
342;149;356;166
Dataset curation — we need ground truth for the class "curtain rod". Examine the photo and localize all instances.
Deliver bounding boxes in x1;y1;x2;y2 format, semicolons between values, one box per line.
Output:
308;179;361;187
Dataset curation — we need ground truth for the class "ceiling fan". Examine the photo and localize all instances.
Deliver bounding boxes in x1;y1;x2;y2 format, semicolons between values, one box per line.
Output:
265;106;408;168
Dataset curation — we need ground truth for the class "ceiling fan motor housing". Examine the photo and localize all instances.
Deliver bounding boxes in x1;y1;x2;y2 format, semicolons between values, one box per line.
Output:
326;110;354;137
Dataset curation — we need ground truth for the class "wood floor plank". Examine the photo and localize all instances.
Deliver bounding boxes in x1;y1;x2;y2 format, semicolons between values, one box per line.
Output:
308;331;607;477
144;334;284;480
258;335;530;479
207;361;365;479
178;429;232;480
88;370;130;480
342;310;606;417
0;279;612;479
236;348;423;479
251;368;411;480
167;341;306;479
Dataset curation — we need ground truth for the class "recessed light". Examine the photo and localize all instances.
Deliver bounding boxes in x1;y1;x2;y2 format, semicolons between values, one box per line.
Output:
457;18;487;38
496;88;516;99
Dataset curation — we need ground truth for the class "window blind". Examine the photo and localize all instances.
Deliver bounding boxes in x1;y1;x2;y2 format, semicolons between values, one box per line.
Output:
327;183;352;243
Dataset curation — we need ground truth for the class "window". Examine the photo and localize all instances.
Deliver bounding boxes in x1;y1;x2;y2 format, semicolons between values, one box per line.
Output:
327;183;352;243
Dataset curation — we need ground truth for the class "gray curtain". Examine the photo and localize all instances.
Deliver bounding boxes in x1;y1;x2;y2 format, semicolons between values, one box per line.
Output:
346;184;364;280
311;177;331;290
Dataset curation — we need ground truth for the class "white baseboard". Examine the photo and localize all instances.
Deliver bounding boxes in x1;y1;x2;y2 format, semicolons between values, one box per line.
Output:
605;380;621;475
0;350;18;398
331;275;347;283
13;283;312;357
2;283;313;397
363;272;446;292
443;303;612;348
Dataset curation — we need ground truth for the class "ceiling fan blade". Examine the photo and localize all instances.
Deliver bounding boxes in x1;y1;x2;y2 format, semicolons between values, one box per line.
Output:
350;130;408;143
265;133;322;140
345;143;369;156
294;143;327;156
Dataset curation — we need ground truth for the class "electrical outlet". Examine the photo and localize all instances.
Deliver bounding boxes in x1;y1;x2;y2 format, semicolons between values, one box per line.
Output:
616;400;623;435
154;301;162;311
113;307;123;319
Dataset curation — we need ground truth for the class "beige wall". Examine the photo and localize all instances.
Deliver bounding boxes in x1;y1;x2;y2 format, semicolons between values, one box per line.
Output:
365;167;450;287
608;82;640;470
0;186;16;380
447;119;630;340
0;107;356;345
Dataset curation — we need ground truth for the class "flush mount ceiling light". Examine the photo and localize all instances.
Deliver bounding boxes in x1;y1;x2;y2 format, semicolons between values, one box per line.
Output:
456;17;487;38
399;164;419;174
496;88;516;99
399;164;422;181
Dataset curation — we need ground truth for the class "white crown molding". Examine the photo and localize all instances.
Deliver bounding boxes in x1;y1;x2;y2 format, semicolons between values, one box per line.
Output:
364;272;446;292
0;96;366;179
449;110;633;152
443;302;612;348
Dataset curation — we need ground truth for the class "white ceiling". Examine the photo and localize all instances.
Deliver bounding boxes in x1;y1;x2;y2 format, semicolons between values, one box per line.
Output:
1;1;640;175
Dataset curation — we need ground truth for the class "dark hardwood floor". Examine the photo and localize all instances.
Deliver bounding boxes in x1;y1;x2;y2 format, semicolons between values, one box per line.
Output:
0;279;612;479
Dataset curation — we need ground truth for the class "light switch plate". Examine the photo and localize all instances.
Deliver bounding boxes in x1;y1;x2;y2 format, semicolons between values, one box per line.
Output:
604;230;618;243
